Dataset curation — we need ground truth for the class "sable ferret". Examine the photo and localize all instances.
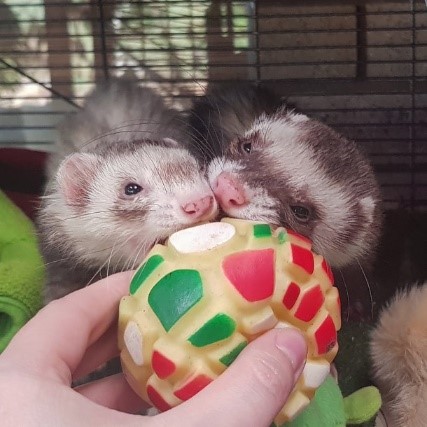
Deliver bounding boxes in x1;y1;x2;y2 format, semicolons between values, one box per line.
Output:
188;83;382;269
370;283;427;427
38;79;218;302
188;83;283;161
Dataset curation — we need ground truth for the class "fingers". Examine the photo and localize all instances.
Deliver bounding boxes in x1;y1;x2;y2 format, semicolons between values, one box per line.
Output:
159;328;307;427
72;324;119;381
75;373;150;415
1;271;133;384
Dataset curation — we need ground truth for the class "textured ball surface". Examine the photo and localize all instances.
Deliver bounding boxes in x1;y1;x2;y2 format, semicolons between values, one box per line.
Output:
118;218;341;425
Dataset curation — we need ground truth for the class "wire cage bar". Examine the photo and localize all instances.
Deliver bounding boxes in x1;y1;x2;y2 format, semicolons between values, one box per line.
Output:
0;0;426;210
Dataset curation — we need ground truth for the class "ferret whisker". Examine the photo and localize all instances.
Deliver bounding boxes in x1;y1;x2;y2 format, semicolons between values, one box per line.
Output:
185;112;218;161
41;241;118;269
58;211;113;221
356;258;374;320
79;119;166;149
82;125;155;147
86;259;109;288
105;238;119;279
126;240;150;272
173;68;208;103
210;112;224;155
42;257;75;268
113;243;132;274
204;95;228;160
337;268;351;323
127;238;153;272
188;76;207;95
80;129;156;150
189;96;224;160
116;234;141;272
188;124;217;162
58;206;159;222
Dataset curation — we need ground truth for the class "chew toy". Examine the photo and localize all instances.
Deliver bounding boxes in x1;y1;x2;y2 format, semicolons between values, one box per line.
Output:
118;218;341;425
287;375;381;427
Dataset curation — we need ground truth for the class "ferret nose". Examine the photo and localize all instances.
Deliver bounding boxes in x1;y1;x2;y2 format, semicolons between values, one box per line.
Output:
213;171;247;210
181;195;215;220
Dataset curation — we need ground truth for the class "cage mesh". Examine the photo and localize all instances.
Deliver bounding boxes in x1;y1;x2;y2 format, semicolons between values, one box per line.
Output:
0;0;426;210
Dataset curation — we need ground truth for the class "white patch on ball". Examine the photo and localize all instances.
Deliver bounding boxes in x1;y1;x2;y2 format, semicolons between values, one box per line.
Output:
275;321;293;329
124;321;144;366
243;307;278;335
169;222;236;253
283;392;310;420
302;360;330;389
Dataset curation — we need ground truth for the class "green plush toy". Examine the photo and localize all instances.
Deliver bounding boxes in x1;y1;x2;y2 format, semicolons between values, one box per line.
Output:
283;320;383;426
283;375;381;427
0;190;45;352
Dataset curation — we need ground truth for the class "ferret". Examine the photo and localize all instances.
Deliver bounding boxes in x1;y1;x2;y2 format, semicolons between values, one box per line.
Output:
188;83;382;269
188;83;283;162
370;283;427;427
38;79;218;303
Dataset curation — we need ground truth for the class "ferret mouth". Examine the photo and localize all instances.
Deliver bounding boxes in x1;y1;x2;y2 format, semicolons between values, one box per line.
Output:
156;212;282;248
157;214;223;246
216;208;282;230
156;235;177;247
216;208;228;221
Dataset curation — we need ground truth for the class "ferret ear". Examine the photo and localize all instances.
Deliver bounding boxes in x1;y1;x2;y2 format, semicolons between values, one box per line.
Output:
162;137;180;148
56;153;99;207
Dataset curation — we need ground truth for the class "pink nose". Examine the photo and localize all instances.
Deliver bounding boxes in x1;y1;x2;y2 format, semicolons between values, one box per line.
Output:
181;195;214;219
213;171;247;210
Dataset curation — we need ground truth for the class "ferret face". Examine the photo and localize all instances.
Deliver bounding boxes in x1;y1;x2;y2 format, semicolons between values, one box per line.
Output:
208;111;381;268
51;141;218;270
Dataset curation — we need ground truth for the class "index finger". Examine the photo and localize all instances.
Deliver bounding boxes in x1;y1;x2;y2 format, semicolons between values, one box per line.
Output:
0;271;133;384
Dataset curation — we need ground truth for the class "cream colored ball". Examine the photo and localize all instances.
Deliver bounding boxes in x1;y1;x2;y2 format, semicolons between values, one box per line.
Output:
118;218;341;425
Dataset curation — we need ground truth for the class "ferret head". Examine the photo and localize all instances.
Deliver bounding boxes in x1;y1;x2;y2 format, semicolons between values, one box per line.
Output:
208;110;382;268
43;139;218;271
188;83;283;162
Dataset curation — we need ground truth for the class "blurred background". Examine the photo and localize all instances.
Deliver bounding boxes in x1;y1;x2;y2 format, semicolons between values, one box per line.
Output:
0;0;426;315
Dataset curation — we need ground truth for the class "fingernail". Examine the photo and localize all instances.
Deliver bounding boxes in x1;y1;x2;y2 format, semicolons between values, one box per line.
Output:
275;328;307;373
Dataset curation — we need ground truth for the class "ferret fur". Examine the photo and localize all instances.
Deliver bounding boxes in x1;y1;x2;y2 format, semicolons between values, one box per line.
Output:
370;283;427;427
38;79;216;302
189;83;382;268
45;79;187;179
188;83;283;161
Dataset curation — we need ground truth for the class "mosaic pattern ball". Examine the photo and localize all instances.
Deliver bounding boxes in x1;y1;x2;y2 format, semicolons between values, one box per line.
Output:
118;218;341;425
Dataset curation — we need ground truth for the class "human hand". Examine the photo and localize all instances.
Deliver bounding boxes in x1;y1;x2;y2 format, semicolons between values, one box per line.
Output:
0;271;307;427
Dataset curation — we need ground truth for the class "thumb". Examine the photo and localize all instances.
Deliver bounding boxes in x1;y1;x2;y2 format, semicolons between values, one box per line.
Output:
160;328;307;426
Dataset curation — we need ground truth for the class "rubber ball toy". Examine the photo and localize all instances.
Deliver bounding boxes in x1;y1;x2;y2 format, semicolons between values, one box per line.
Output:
118;218;341;425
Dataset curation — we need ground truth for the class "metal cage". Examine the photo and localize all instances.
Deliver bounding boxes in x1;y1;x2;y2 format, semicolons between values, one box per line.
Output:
0;0;426;211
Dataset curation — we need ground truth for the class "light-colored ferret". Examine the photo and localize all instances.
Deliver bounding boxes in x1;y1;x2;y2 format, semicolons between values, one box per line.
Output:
188;83;382;269
370;283;427;427
38;80;218;302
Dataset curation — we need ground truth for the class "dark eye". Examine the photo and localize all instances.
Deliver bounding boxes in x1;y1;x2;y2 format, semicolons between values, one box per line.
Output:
291;205;310;222
240;141;252;154
124;183;142;196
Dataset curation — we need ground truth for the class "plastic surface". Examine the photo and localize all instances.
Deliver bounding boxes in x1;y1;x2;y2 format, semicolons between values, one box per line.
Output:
118;218;341;424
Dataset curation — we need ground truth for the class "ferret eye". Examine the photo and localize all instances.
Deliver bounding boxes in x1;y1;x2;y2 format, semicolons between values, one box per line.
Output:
124;183;142;196
240;141;252;154
291;205;310;222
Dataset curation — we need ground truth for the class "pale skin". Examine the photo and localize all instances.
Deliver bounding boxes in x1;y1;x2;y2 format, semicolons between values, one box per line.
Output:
0;271;307;427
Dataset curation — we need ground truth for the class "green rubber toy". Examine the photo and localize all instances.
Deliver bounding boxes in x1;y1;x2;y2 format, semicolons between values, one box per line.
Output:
282;375;381;427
